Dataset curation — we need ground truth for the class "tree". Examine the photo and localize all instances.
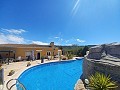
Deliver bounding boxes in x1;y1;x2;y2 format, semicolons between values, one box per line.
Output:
58;45;84;56
59;46;63;55
66;53;73;59
88;72;118;90
59;46;63;50
76;48;83;57
81;46;89;56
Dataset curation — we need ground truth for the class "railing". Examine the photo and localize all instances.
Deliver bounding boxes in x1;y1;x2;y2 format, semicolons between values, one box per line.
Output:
6;79;26;90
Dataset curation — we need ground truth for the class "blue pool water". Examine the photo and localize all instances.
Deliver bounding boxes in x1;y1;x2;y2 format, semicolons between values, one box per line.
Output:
18;59;83;90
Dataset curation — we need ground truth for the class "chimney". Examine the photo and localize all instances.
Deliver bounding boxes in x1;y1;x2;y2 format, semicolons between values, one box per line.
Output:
50;42;54;47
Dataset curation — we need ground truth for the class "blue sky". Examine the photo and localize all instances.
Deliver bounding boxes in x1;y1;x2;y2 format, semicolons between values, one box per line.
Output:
0;0;120;45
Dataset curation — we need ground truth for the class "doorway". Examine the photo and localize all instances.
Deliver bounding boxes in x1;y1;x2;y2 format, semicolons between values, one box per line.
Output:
37;52;40;60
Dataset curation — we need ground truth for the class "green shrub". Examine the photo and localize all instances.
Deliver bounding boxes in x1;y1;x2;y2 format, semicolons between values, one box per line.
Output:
66;54;73;59
88;72;118;90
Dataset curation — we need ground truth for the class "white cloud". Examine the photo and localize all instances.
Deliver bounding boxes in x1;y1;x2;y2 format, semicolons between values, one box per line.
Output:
0;28;26;44
1;28;26;34
1;28;86;45
0;33;8;44
32;41;49;45
0;32;26;44
0;28;51;45
60;38;63;41
65;40;69;43
76;39;85;43
7;35;25;44
54;37;59;39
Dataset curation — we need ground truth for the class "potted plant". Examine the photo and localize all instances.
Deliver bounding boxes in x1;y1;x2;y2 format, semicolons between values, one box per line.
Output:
27;62;31;67
8;70;15;76
41;56;44;63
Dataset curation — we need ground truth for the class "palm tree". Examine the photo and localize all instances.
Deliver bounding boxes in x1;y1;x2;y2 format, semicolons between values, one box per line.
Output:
88;72;118;90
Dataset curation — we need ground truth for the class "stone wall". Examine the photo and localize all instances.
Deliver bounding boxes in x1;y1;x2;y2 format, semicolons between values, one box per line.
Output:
82;42;120;83
82;57;120;83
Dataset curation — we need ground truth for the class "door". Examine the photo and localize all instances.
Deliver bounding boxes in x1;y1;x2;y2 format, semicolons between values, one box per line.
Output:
37;52;40;60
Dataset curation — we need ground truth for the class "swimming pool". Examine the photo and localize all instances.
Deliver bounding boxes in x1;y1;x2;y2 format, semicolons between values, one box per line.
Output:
18;59;83;90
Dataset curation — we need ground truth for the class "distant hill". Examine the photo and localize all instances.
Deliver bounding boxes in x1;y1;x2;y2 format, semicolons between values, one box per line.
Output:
57;45;96;50
57;45;96;56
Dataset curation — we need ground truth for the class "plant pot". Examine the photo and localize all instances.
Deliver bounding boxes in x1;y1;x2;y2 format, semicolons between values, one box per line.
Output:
27;62;31;67
9;70;15;76
41;59;44;63
27;63;31;67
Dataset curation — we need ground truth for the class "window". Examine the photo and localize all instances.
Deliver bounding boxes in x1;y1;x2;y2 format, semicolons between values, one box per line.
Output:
25;51;32;57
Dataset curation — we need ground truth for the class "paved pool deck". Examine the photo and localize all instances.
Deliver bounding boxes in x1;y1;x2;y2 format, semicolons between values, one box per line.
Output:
2;59;60;90
1;57;84;90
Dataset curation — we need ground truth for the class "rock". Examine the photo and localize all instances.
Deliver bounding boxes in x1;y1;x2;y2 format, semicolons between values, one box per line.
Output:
82;42;120;85
87;45;103;59
74;79;86;90
87;42;120;60
90;45;103;53
105;43;120;58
